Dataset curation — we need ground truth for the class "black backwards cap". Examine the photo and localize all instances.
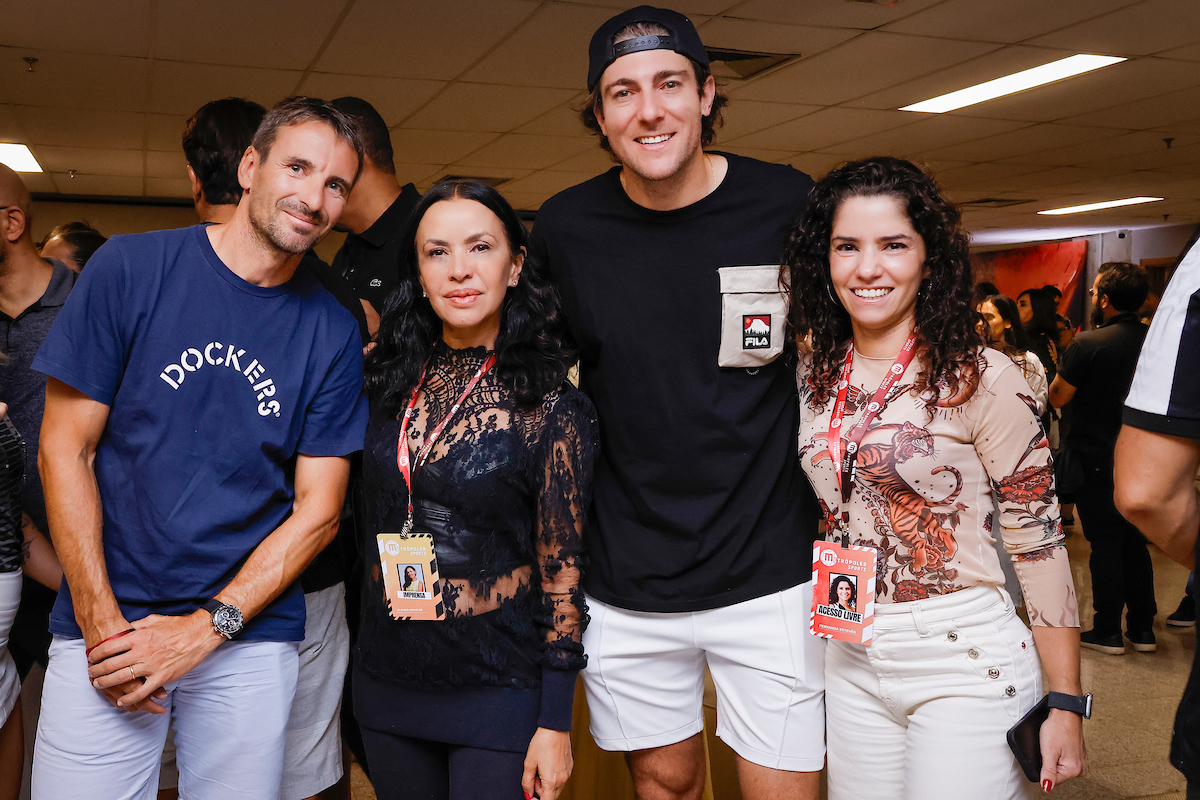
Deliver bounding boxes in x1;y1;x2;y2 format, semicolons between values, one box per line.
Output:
587;5;709;91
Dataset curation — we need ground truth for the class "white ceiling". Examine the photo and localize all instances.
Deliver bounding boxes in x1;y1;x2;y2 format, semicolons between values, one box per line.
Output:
3;0;1200;235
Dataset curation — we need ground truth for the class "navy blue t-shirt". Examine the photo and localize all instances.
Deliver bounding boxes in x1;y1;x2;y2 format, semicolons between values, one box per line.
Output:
34;224;368;641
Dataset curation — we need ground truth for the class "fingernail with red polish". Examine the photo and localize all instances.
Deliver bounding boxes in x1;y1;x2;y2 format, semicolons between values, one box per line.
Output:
524;794;531;800
1042;779;1053;792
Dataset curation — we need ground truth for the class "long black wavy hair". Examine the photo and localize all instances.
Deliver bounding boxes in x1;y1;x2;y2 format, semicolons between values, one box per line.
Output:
782;156;984;412
364;179;575;415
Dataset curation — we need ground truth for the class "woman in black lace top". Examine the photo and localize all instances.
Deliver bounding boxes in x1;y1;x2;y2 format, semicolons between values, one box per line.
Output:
355;179;598;800
1;406;26;797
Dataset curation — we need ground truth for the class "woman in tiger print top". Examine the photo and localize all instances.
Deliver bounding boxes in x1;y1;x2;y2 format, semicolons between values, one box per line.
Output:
784;157;1084;798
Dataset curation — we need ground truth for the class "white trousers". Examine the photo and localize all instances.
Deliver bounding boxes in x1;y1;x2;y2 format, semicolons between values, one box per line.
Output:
33;635;299;800
826;584;1040;800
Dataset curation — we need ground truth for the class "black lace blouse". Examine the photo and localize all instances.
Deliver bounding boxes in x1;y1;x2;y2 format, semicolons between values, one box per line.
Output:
0;416;24;575
354;342;598;750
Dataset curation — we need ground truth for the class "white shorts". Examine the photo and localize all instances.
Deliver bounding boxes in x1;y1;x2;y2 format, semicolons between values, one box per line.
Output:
581;582;826;772
0;569;20;723
33;635;299;800
826;584;1041;800
281;583;350;800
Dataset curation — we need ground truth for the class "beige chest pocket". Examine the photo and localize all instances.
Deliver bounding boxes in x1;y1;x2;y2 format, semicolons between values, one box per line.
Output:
717;265;786;368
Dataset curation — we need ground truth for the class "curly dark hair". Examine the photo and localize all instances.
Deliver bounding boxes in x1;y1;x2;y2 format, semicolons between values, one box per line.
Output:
782;156;984;412
365;179;575;415
577;22;727;156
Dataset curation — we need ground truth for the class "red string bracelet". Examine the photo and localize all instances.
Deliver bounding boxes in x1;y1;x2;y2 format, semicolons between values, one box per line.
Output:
85;628;135;660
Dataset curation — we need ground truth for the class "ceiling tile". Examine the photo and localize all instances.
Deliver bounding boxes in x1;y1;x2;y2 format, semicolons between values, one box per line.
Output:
786;152;851;179
1116;142;1200;172
934;161;1047;189
820;115;1031;158
730;0;946;29
548;0;725;13
144;177;192;198
730;32;998;106
453;133;595;170
922;123;1124;162
428;164;535;183
545;146;616;175
712;100;822;143
726;107;910;152
152;0;341;69
1002;131;1200;168
394;163;446;186
146;150;187;179
1;0;151;57
146;114;191;152
461;3;615;89
401;83;578;132
0;49;148;112
516;104;591;137
496;169;598;196
696;18;856;57
1030;0;1200;56
318;0;540;82
17;107;145;149
0;106;26;142
882;0;1139;44
19;173;58;194
1062;83;1200;131
149;62;302;116
33;146;144;177
389;129;501;165
50;173;144;196
1160;41;1200;61
296;75;445;126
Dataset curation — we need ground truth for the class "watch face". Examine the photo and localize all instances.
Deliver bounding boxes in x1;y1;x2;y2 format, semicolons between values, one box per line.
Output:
213;605;243;635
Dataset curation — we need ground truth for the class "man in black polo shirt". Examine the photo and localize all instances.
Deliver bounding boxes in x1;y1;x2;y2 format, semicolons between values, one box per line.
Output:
1050;261;1153;655
1115;228;1200;795
0;163;71;675
531;7;823;799
330;97;421;336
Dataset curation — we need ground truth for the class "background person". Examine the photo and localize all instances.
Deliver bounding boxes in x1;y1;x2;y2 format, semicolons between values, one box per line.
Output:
978;293;1049;415
354;179;597;800
36;223;106;273
1050;262;1155;655
785;156;1086;797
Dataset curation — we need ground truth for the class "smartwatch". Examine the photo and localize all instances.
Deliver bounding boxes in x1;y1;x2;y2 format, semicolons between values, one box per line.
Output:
201;599;244;640
1047;691;1092;719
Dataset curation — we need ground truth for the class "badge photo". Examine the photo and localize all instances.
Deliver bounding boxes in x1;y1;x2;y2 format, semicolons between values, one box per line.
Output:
377;532;445;621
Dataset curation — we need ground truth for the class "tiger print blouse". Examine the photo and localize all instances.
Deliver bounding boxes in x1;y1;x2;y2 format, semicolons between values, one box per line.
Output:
797;346;1079;627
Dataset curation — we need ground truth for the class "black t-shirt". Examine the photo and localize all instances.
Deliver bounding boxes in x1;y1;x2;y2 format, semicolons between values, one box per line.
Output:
531;153;819;612
1059;313;1148;456
332;183;421;312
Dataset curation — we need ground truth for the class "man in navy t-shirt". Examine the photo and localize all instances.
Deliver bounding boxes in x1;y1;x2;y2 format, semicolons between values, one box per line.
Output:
30;97;369;800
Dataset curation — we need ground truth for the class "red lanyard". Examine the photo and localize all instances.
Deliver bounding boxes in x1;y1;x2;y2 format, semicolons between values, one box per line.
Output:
396;353;496;535
826;332;918;541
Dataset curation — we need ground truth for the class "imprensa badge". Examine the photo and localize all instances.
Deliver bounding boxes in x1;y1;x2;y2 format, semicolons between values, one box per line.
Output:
810;540;877;644
377;532;445;621
742;314;771;349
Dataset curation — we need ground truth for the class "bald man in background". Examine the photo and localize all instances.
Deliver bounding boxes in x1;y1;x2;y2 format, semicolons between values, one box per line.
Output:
0;164;70;799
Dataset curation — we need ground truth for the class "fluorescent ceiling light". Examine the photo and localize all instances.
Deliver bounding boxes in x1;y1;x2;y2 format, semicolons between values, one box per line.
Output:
1038;196;1163;216
0;143;42;173
901;54;1126;113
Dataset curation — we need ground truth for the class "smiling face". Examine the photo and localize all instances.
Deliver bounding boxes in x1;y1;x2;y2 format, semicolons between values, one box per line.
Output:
241;120;357;256
416;198;524;349
837;580;852;606
829;194;928;346
978;300;1009;344
595;48;714;187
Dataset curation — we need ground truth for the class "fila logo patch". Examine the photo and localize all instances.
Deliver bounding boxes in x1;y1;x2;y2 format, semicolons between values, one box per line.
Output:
743;315;771;349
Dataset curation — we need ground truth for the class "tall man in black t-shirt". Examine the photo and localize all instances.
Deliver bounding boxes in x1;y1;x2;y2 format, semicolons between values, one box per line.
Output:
1050;262;1154;656
530;7;823;799
329;97;421;338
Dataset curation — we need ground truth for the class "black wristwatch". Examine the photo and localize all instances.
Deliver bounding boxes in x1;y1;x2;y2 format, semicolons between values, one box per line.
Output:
201;599;244;640
1047;691;1093;719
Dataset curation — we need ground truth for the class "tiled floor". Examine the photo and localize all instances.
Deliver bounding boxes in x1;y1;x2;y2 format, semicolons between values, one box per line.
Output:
350;522;1197;800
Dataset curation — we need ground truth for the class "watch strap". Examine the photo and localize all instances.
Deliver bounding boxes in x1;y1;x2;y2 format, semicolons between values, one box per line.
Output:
200;599;224;617
1047;691;1092;718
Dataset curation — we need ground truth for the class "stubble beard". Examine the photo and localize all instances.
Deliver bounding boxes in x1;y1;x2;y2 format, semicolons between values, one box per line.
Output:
617;124;703;189
248;191;326;256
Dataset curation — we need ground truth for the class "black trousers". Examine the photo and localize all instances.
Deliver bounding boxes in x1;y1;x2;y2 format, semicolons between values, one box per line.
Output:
1074;456;1157;634
360;726;526;800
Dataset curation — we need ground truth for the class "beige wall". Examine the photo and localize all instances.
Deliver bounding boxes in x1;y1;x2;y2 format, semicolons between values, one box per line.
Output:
28;201;349;265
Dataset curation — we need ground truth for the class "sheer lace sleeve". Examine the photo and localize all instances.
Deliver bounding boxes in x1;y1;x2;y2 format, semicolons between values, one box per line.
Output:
533;388;598;729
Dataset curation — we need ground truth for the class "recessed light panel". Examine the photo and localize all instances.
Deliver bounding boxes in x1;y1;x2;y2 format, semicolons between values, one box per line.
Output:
0;143;42;173
901;54;1126;114
1038;197;1163;216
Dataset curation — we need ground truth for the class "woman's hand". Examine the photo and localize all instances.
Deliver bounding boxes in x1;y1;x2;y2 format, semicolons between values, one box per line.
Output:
1039;708;1087;791
522;727;573;800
